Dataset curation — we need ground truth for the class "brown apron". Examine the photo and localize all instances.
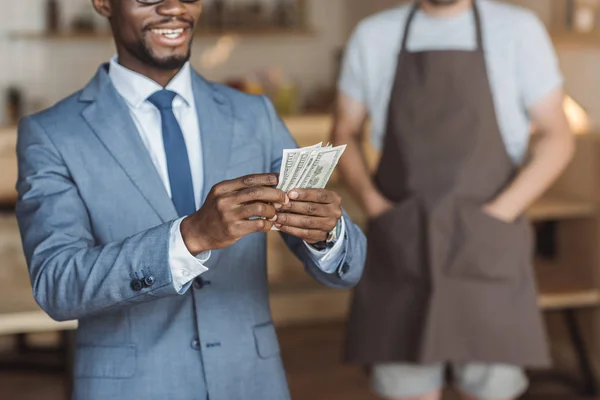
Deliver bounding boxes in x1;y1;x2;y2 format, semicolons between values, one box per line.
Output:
345;1;549;367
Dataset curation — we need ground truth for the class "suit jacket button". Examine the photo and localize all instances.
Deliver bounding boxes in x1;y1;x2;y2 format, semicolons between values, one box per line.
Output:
340;263;350;275
131;279;144;292
191;339;201;350
144;276;155;287
193;278;204;290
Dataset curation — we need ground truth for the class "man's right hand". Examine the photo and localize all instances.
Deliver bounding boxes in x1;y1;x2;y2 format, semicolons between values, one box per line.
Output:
180;173;287;255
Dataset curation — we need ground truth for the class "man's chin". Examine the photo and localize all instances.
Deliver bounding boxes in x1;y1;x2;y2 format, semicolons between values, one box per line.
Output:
151;55;190;70
127;39;192;71
427;0;461;5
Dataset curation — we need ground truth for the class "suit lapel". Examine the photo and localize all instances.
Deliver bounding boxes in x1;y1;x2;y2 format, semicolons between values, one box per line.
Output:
192;73;234;204
81;66;178;223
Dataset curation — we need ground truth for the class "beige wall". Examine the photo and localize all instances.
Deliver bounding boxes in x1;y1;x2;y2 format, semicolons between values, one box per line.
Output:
509;0;600;130
3;1;600;131
0;0;348;125
343;0;600;131
344;0;402;35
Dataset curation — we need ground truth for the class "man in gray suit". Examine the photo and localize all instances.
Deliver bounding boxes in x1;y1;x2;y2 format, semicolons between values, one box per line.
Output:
15;0;366;399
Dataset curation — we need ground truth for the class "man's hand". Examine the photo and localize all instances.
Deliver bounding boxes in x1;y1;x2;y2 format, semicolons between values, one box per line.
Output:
274;188;343;244
364;191;394;220
480;88;574;223
180;173;287;254
482;202;515;223
329;93;394;221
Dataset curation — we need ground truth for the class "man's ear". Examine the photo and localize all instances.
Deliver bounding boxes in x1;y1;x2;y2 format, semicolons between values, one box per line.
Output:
91;0;113;18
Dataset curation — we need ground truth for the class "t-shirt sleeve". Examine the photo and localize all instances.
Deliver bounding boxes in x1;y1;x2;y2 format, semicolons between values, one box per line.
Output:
338;24;368;105
516;11;564;109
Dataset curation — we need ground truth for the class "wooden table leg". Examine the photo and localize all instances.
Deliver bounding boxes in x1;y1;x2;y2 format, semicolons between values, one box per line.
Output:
564;309;599;396
61;331;75;400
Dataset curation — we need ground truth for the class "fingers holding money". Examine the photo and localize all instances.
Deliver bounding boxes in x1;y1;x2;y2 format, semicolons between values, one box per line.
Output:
279;201;330;217
226;219;275;238
287;189;341;206
275;189;342;243
233;202;278;221
276;224;329;244
181;139;348;252
281;188;342;215
232;186;288;207
214;181;285;223
180;173;286;255
212;173;279;196
275;213;337;233
279;197;341;220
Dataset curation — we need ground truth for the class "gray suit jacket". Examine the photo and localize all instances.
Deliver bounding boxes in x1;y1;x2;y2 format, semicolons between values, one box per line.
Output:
15;65;366;400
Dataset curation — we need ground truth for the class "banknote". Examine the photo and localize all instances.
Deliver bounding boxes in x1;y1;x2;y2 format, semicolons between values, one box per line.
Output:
270;142;346;230
277;143;346;192
277;143;323;192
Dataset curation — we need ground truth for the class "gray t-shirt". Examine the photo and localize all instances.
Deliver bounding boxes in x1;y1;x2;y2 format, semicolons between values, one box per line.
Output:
339;0;563;164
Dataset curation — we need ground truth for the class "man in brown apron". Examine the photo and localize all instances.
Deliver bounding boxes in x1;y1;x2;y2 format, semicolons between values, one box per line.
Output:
331;0;574;399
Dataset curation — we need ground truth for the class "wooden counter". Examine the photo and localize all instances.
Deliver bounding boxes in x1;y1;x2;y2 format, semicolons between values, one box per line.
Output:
527;197;597;221
1;195;597;334
0;126;18;206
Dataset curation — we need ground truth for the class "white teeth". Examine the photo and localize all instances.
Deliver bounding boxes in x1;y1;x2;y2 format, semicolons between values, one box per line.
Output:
152;28;185;37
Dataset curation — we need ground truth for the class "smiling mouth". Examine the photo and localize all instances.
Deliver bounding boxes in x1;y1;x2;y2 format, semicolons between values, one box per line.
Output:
150;28;188;39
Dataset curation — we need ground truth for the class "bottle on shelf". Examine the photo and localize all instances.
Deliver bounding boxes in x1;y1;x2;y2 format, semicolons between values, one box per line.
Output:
247;0;265;29
212;0;226;30
274;0;299;29
46;0;60;33
573;0;600;33
5;87;23;126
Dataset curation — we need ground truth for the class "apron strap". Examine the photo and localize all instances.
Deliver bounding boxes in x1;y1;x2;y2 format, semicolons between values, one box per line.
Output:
401;0;484;53
400;2;419;53
472;0;484;52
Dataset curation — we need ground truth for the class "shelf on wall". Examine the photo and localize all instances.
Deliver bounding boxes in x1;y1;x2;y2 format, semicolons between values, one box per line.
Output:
10;26;316;41
550;0;600;47
552;32;600;47
527;197;597;221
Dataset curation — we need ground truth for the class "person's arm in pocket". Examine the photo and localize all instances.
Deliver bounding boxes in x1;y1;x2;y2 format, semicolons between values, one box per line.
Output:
330;93;392;219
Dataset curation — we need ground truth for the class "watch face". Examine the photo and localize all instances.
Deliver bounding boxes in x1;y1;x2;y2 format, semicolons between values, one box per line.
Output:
311;241;328;251
326;229;336;243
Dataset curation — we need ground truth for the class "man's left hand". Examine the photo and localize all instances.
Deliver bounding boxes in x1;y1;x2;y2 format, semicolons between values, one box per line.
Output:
274;189;343;244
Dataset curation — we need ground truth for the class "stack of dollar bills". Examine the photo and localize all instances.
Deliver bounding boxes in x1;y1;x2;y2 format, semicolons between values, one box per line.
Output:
276;142;347;193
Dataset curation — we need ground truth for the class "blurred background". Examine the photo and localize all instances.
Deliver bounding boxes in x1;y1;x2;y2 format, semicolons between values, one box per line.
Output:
3;0;600;399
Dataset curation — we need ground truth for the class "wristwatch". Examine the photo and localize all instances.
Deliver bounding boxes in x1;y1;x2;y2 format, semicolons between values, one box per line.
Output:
310;222;339;251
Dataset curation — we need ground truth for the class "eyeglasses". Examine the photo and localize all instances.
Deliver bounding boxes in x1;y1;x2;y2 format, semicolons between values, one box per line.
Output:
136;0;200;5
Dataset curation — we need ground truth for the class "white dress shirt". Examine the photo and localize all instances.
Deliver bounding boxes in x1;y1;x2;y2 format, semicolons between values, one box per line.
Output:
108;57;346;291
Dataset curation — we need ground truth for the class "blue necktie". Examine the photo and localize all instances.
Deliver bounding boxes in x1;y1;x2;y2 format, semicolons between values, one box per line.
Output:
148;90;196;218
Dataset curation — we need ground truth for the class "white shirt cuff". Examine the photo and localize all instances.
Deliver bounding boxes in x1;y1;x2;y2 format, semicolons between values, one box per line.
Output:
169;217;211;293
303;218;346;274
